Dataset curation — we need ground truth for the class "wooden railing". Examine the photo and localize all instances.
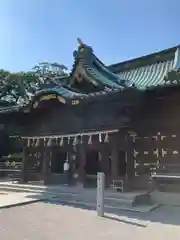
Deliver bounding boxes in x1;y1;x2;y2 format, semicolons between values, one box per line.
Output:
151;164;180;191
110;179;124;192
0;156;23;182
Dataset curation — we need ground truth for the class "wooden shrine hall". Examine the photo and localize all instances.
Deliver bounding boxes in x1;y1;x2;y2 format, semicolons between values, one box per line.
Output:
2;39;180;191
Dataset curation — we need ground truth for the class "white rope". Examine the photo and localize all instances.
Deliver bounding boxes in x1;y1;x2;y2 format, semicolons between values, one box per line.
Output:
11;129;119;140
88;135;92;144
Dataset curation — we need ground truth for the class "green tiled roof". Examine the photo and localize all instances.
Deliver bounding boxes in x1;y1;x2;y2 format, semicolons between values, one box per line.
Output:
85;65;123;89
33;84;132;106
72;40;180;90
118;59;174;87
33;43;180;106
93;59;132;88
72;42;131;90
109;45;180;88
35;86;87;101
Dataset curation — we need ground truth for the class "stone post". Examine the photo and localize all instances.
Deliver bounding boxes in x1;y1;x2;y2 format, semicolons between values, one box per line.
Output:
97;172;105;217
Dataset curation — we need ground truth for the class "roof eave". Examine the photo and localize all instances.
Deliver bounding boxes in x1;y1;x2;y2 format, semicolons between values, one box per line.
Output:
109;45;180;73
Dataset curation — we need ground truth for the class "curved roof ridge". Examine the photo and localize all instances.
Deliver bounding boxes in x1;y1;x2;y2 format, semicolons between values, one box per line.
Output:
109;45;180;73
70;39;133;89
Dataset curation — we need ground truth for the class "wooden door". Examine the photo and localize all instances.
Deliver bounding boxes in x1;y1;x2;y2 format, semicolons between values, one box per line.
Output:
158;132;180;166
129;132;158;176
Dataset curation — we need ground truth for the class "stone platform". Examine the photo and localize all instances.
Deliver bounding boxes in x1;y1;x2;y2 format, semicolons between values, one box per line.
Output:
0;182;159;212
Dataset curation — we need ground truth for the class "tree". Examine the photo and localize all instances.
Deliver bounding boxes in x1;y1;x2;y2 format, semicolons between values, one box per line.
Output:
0;62;68;104
32;62;68;84
0;69;39;104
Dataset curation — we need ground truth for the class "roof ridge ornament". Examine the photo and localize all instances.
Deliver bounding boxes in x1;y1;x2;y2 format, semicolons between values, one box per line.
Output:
77;38;84;47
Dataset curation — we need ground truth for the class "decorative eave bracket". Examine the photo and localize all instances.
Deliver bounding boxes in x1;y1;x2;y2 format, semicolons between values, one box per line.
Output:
173;47;180;69
164;47;180;85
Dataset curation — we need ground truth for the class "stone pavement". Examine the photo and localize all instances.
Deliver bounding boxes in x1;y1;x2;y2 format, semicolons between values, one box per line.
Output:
0;192;41;209
0;202;179;240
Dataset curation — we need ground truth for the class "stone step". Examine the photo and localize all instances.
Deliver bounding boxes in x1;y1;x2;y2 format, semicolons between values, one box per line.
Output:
0;182;152;206
0;184;159;212
0;183;81;195
53;193;134;205
0;186;134;205
0;182;76;192
50;195;159;213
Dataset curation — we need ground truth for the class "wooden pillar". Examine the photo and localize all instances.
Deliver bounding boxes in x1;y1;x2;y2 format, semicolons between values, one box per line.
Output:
110;132;120;181
43;145;51;185
111;145;119;180
99;143;110;185
126;133;134;181
67;144;76;185
78;143;86;186
20;141;28;183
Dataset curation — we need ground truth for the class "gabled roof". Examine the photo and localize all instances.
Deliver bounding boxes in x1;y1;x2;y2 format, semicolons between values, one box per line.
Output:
70;38;134;90
31;84;131;107
30;39;141;107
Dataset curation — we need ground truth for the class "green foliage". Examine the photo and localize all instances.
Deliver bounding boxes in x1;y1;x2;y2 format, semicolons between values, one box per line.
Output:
0;69;39;103
0;62;68;103
33;62;68;79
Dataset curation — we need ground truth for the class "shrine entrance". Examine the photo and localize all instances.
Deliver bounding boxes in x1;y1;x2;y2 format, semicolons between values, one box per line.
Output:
84;149;101;187
51;150;67;174
85;149;100;175
117;150;127;178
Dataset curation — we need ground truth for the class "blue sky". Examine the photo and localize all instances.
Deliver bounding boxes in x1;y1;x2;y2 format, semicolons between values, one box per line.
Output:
0;0;179;72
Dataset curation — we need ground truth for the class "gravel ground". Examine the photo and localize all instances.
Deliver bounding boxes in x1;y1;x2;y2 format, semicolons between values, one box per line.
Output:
0;202;179;240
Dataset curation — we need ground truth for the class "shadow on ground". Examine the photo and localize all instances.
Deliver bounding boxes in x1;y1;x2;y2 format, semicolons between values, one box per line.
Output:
24;189;180;228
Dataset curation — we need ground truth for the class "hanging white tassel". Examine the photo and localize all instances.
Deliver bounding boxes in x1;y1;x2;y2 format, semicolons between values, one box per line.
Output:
47;138;52;147
99;133;102;143
43;138;46;146
32;138;35;146
27;139;30;147
104;133;109;143
35;139;40;147
60;137;64;146
73;136;77;146
80;135;83;144
68;137;70;144
88;135;92;144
